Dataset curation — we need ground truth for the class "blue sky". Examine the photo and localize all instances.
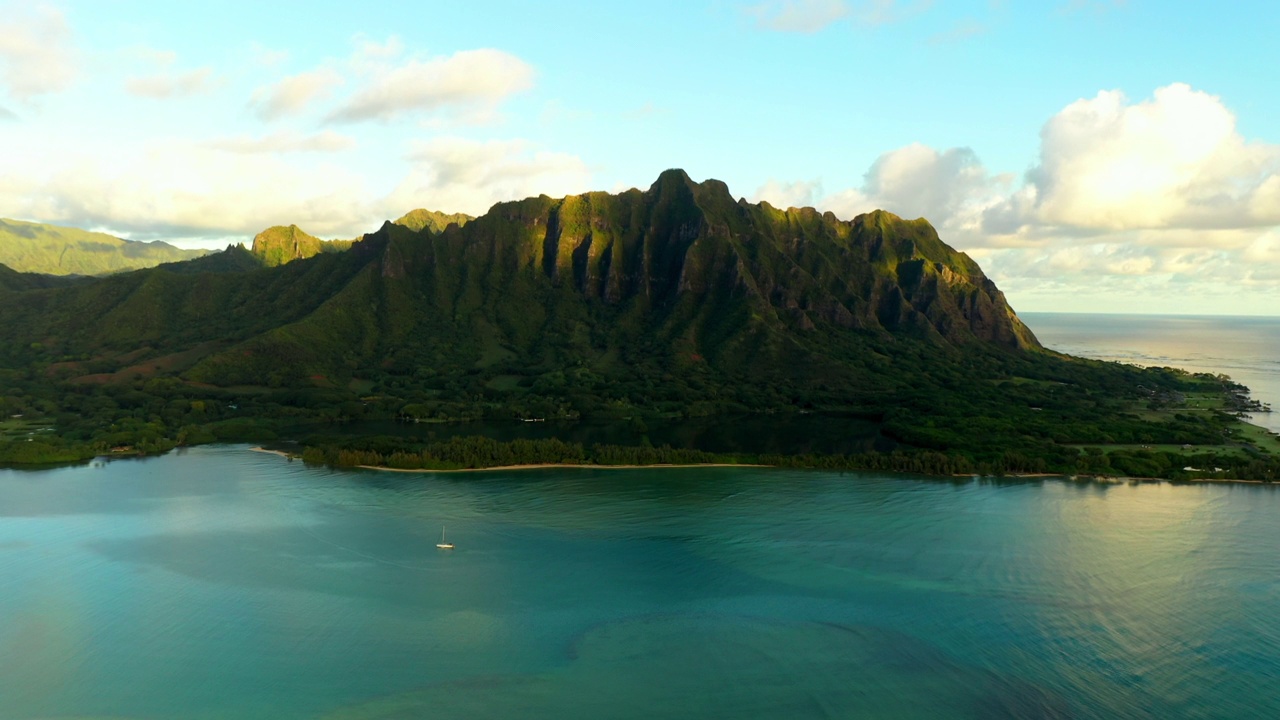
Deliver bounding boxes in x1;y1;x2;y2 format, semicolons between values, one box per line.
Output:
1;0;1277;314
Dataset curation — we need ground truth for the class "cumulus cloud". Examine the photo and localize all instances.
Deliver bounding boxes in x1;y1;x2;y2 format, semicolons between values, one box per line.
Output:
204;131;356;155
126;67;218;98
828;143;1007;227
327;48;534;124
0;2;77;100
753;143;1009;248
753;178;824;209
752;83;1280;309
384;137;592;216
249;67;344;120
985;83;1280;234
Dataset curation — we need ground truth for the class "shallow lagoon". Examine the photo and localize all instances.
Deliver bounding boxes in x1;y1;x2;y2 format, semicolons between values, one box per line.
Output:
3;446;1279;719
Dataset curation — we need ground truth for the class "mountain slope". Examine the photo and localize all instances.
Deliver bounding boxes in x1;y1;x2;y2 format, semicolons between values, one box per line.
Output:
250;224;354;267
0;171;1039;391
0;218;207;275
394;208;473;233
2;170;1258;476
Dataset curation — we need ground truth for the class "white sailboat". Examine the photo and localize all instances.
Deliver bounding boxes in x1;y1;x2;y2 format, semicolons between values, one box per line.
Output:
436;526;454;550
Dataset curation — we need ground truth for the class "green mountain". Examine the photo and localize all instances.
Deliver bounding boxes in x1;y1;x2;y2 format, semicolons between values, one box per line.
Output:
0;170;1270;478
2;170;1037;385
249;224;354;267
0;218;207;275
394;208;473;234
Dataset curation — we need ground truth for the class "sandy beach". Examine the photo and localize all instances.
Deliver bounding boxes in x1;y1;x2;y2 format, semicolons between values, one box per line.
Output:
249;447;1275;483
355;462;771;473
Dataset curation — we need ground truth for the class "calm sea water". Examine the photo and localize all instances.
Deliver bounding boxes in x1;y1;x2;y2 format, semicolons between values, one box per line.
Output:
3;446;1280;719
1025;313;1280;433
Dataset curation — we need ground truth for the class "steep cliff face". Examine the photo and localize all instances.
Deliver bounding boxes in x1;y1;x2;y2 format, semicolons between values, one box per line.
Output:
0;170;1039;391
394;169;1038;351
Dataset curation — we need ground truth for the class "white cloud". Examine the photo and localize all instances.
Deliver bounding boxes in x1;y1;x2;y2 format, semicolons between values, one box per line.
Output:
327;48;534;124
249;67;344;120
759;143;1009;245
745;0;850;33
752;83;1280;309
0;138;378;239
0;104;15;121
385;137;592;216
0;133;590;242
0;2;77;101
986;83;1280;233
832;143;1006;226
126;67;218;99
204;131;356;154
753;178;824;209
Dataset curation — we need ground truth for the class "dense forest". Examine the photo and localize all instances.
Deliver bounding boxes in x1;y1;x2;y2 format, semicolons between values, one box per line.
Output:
1;171;1277;481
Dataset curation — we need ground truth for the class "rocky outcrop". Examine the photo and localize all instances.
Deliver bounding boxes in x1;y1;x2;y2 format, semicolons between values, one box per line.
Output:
250;225;353;267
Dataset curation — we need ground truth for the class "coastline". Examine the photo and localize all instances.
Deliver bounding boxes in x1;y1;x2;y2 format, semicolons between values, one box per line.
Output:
249;447;1274;484
357;462;772;473
249;446;293;459
249;447;767;473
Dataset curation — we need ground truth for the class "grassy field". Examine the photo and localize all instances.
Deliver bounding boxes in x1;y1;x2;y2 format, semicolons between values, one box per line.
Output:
1069;387;1280;459
0;418;55;441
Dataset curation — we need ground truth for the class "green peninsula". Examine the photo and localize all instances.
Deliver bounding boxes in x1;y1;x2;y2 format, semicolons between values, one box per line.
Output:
0;171;1275;481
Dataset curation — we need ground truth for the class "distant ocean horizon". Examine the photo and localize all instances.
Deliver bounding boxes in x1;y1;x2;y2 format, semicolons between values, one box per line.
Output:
1023;312;1280;433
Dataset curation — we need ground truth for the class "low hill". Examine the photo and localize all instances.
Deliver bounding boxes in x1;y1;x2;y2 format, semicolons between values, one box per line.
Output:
0;218;206;275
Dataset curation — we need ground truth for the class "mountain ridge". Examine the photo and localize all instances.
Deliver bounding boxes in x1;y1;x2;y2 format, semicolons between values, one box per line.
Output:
0;218;207;275
0;170;1040;394
3;170;1271;480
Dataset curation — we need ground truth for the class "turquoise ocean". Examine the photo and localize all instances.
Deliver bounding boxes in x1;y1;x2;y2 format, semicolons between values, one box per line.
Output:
2;314;1279;719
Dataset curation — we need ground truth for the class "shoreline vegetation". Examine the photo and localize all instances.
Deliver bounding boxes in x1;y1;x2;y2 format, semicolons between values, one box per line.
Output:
248;446;769;473
2;370;1277;484
247;446;1278;486
1;182;1277;485
238;418;1279;484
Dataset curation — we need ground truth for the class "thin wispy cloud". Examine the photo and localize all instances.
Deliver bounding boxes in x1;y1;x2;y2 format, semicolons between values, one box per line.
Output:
205;131;356;155
744;0;933;33
0;2;78;101
745;0;850;33
326;48;534;125
929;18;988;45
249;68;344;121
126;67;218;98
